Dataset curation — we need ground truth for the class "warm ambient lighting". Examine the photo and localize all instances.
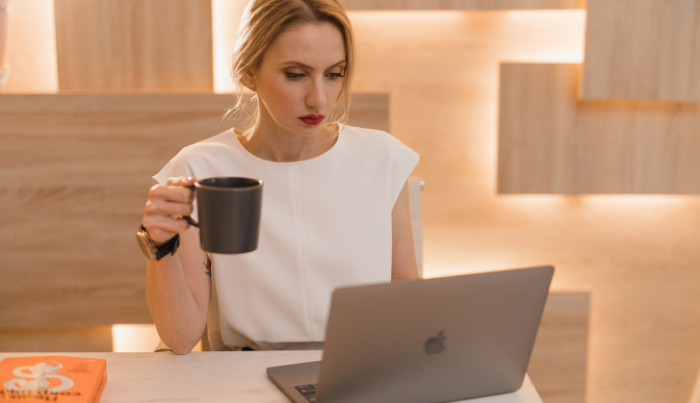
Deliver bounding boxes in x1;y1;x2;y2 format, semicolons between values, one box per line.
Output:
500;10;585;63
499;193;699;206
212;0;248;94
691;370;700;403
2;0;57;93
211;9;586;93
424;193;699;279
112;324;202;353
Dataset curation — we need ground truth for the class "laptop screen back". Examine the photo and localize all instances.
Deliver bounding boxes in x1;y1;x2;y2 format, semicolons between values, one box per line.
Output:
316;266;554;403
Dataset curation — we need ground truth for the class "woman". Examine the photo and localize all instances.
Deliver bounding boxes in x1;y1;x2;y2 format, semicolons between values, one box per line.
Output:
139;0;419;354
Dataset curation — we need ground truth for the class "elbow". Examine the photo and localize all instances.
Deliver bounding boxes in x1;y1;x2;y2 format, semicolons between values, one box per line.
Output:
171;346;192;355
167;338;198;355
159;332;200;355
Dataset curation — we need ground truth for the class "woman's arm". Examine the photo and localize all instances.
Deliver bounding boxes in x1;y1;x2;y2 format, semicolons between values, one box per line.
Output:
391;181;420;281
143;177;210;354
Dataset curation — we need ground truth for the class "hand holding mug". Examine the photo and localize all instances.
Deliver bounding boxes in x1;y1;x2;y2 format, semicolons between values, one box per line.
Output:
142;176;196;247
142;176;263;254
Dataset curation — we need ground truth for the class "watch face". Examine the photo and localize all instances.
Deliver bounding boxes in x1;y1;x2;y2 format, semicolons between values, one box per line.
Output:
136;231;158;260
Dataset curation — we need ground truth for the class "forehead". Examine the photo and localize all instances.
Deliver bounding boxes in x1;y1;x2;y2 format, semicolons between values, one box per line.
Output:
264;21;346;67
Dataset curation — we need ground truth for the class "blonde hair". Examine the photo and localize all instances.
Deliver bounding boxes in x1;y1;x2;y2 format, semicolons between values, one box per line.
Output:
228;0;355;129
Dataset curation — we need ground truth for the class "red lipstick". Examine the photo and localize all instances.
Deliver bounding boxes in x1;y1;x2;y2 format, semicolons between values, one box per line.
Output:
299;114;324;126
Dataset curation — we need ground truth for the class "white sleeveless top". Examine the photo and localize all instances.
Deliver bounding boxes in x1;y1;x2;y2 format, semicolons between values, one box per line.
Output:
154;125;419;350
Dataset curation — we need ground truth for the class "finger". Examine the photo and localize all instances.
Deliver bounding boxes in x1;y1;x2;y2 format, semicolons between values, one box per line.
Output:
143;215;189;241
166;176;197;187
149;184;194;204
145;198;194;217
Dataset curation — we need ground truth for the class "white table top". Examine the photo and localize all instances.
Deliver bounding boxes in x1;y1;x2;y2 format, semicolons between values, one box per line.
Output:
0;352;543;403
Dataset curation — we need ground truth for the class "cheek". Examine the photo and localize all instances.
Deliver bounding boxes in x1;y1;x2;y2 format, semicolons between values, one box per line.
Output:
263;79;301;115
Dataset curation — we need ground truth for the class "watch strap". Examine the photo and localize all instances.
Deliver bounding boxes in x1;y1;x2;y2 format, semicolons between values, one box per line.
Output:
140;225;180;261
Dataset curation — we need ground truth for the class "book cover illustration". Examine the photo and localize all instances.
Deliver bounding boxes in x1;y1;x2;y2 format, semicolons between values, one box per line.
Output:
0;356;107;402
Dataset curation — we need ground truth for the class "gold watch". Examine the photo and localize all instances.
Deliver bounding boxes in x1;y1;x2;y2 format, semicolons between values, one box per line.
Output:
136;225;180;260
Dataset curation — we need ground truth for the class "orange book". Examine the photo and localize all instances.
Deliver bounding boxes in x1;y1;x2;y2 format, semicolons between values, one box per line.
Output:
0;356;107;402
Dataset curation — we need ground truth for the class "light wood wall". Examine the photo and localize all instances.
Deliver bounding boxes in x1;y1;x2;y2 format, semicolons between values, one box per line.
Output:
582;0;700;102
0;93;387;328
528;291;589;403
497;63;700;194
346;10;700;403
341;0;585;10
0;327;113;353
54;0;213;92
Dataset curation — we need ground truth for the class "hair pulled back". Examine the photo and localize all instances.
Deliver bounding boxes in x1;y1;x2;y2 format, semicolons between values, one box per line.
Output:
230;0;355;129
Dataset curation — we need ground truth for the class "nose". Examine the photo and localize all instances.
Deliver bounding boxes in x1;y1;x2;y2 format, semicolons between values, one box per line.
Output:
305;76;327;111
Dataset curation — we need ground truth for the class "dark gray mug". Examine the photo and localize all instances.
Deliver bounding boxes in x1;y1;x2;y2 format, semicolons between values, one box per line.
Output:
184;177;263;254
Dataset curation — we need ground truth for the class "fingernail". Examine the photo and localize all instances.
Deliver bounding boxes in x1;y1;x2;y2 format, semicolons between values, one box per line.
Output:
187;176;194;182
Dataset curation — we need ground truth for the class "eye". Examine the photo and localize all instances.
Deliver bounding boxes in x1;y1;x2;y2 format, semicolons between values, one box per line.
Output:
286;72;305;79
327;73;346;79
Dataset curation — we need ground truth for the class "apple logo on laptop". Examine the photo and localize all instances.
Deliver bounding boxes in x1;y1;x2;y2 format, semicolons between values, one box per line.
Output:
424;330;446;355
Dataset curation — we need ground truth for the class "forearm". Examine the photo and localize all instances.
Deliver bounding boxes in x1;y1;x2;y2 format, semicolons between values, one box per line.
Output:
392;182;420;281
146;254;207;354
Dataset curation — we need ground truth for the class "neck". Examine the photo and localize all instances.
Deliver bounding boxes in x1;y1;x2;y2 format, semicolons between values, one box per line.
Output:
239;109;338;163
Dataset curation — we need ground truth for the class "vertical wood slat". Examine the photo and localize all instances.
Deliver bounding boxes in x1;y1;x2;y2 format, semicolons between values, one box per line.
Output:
54;0;213;92
582;0;700;102
340;0;585;10
498;63;700;194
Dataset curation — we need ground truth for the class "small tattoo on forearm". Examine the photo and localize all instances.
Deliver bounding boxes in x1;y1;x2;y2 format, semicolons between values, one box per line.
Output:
203;258;211;276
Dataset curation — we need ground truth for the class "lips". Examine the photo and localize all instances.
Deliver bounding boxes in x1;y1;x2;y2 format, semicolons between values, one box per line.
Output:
299;114;324;126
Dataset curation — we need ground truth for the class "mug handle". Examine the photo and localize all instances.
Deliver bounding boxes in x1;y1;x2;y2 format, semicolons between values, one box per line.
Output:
184;185;199;228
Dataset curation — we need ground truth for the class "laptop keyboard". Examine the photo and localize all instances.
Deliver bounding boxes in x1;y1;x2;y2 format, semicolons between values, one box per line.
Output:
295;384;318;402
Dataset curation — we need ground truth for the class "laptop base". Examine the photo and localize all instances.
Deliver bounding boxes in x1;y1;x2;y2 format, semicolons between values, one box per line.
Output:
267;361;320;403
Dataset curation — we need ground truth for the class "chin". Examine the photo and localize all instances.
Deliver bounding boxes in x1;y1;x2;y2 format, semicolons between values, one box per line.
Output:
291;121;325;136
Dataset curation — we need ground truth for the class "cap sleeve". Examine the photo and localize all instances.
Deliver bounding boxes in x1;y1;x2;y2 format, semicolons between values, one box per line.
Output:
389;136;420;207
152;149;196;185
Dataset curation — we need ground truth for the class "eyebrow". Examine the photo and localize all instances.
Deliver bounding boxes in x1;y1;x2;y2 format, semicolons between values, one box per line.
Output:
280;59;347;70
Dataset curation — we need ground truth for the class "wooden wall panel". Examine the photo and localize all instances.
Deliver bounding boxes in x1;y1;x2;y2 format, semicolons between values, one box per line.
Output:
0;327;113;353
54;0;213;92
528;291;589;403
348;93;389;132
0;93;388;327
341;0;585;10
0;94;241;187
350;11;700;403
498;63;700;194
582;0;700;102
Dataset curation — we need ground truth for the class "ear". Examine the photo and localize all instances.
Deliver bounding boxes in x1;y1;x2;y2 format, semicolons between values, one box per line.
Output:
242;72;256;90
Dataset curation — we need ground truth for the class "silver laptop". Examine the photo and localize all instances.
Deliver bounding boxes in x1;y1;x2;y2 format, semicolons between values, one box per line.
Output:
267;265;554;403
